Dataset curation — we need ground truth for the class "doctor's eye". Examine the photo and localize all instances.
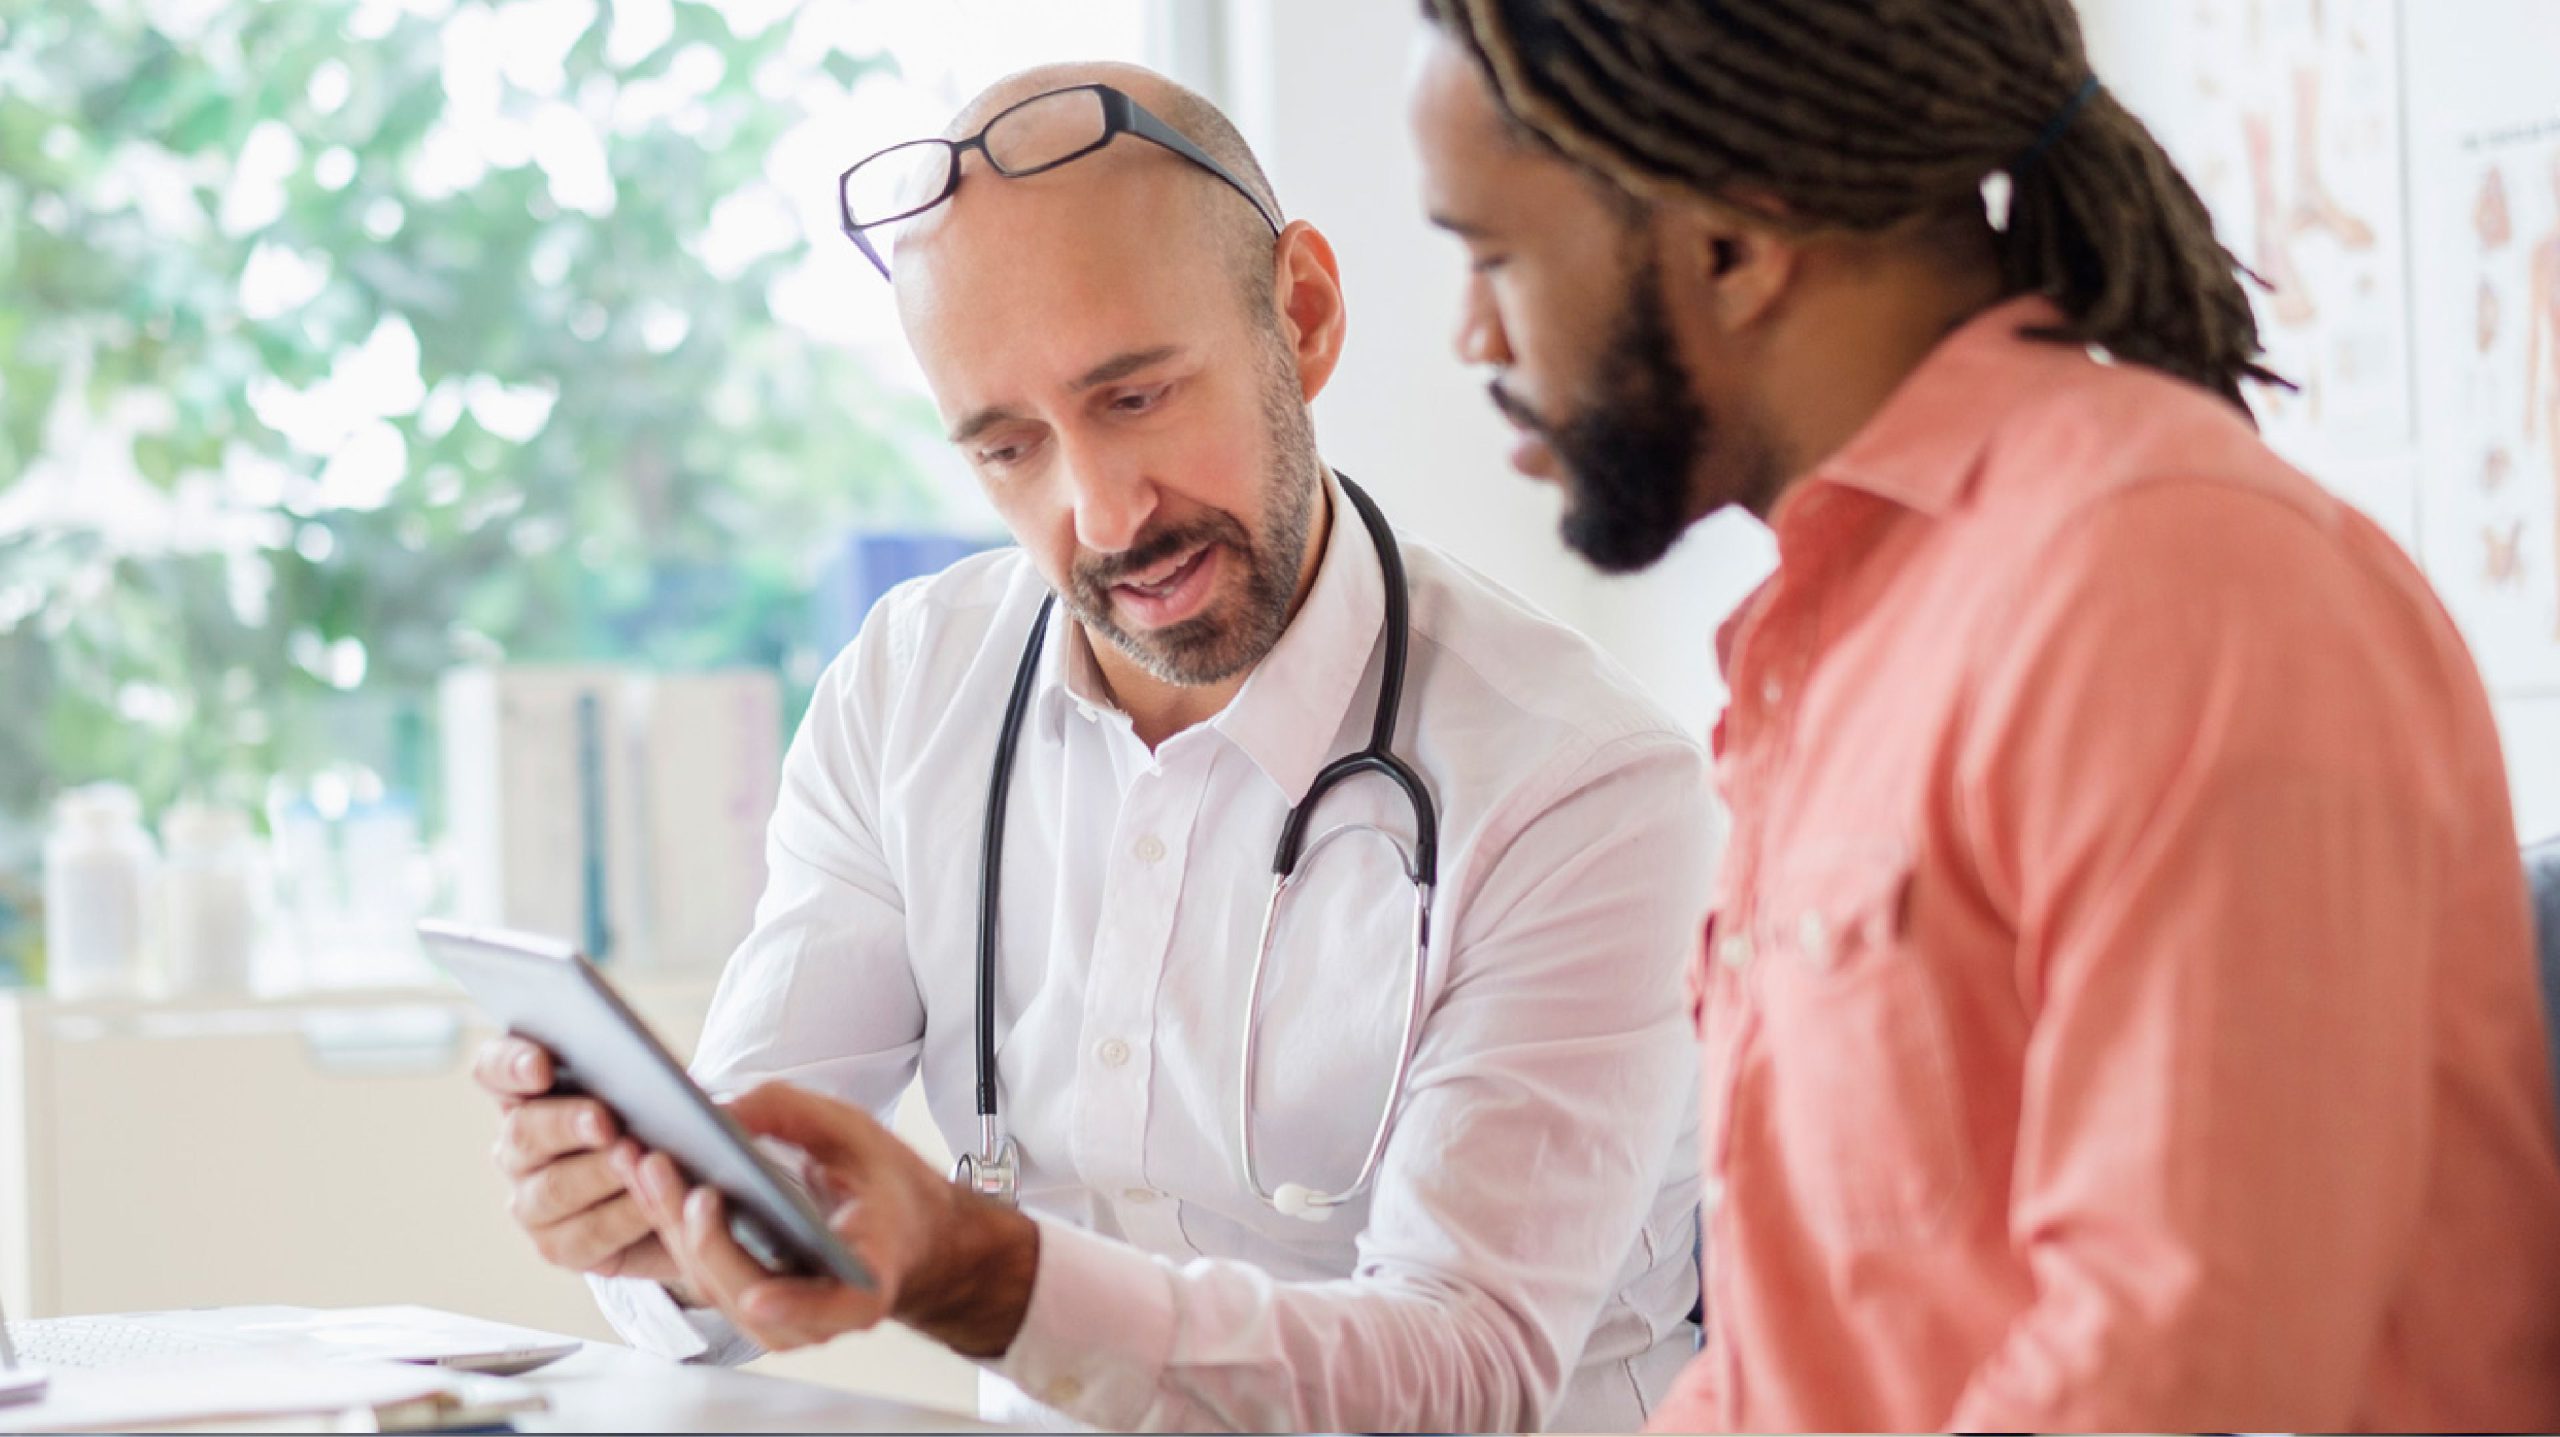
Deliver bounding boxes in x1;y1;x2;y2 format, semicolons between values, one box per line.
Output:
976;434;1043;470
1110;383;1174;415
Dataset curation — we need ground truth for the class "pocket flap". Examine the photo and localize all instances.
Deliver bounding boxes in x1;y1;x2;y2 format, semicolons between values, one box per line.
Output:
1759;838;1913;971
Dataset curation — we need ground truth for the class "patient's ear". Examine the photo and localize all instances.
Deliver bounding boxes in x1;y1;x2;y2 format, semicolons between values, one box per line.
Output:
1663;200;1799;337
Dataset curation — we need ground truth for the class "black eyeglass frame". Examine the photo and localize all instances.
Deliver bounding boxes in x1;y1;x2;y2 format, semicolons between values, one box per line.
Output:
838;82;1283;278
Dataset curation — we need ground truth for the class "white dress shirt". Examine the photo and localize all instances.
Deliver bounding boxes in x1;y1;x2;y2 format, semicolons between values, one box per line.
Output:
594;475;1708;1432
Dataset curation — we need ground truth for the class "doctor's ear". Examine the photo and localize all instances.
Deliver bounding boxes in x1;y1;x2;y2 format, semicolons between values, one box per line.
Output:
1271;221;1347;403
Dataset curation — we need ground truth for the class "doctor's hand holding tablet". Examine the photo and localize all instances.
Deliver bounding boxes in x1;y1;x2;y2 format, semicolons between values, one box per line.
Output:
473;1032;1041;1358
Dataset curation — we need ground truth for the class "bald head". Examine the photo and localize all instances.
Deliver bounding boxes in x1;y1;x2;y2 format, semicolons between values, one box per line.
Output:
926;60;1285;317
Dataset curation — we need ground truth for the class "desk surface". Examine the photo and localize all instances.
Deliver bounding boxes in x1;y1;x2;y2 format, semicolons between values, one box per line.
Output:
513;1341;995;1433
0;1320;994;1434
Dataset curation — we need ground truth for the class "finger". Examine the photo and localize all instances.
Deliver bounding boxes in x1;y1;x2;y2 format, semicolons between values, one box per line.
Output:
533;1193;657;1274
494;1097;619;1176
724;1083;901;1171
620;1145;687;1242
510;1149;626;1228
629;1150;746;1300
626;1152;722;1313
681;1186;781;1300
472;1036;554;1097
679;1195;880;1354
676;1186;807;1350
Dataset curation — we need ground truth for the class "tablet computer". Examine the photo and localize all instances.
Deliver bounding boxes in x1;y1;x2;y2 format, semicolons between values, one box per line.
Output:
419;919;874;1292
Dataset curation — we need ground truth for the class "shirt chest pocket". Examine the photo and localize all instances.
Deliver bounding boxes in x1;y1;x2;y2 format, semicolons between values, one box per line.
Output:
1750;844;1974;1247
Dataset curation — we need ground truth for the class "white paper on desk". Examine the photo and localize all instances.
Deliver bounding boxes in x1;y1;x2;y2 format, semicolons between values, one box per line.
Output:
227;1303;578;1365
0;1354;456;1432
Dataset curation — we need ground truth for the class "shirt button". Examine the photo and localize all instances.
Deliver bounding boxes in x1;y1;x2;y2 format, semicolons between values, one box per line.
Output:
1702;1176;1728;1214
1797;911;1831;962
1717;934;1754;970
1122;1186;1158;1205
1132;834;1167;864
1096;1038;1131;1068
1047;1375;1084;1406
1760;676;1784;707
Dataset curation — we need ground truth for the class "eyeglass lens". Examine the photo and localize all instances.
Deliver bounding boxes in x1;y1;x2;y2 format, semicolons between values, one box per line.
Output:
841;87;1111;230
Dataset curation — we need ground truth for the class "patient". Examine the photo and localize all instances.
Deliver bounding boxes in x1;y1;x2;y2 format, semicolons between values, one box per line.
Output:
1408;1;2560;1429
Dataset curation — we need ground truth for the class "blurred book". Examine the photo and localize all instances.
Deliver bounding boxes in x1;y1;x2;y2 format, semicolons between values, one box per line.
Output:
439;667;778;972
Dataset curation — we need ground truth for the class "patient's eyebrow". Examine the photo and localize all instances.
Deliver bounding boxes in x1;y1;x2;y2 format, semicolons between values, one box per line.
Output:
1428;209;1493;239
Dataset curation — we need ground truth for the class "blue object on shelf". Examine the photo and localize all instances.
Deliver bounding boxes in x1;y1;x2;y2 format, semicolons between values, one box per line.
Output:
575;691;613;965
813;529;1004;661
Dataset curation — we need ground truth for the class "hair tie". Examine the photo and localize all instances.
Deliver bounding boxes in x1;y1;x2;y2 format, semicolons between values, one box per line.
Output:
1981;74;2102;232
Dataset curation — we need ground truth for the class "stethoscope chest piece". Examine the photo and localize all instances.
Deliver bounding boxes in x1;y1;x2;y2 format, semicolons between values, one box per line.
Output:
954;1115;1019;1205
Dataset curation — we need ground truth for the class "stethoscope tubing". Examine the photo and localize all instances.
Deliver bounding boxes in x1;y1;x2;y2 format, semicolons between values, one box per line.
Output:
967;474;1436;1213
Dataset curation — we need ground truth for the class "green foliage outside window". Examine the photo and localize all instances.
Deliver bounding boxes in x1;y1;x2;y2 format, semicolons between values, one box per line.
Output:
0;0;947;968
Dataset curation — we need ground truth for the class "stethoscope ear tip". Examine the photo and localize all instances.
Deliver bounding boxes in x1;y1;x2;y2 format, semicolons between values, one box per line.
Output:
1271;1182;1332;1223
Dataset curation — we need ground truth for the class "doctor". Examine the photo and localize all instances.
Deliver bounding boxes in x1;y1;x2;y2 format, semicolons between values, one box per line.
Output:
474;60;1707;1432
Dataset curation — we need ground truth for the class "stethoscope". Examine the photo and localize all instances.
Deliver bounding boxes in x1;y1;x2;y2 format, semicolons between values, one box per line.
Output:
954;475;1439;1223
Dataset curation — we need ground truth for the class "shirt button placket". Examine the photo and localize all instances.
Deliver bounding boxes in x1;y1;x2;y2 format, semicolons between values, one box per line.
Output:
1084;764;1189;1231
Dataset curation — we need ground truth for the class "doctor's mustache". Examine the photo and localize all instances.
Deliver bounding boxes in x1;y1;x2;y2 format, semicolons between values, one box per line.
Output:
1071;510;1259;593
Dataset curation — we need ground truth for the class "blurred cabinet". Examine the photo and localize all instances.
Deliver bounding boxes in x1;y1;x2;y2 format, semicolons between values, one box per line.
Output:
0;982;976;1410
0;982;712;1331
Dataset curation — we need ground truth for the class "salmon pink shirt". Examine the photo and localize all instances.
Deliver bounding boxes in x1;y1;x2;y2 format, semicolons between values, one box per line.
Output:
1652;297;2560;1432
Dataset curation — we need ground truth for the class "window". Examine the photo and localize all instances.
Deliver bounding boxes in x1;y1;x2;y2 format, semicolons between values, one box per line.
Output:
0;0;1161;981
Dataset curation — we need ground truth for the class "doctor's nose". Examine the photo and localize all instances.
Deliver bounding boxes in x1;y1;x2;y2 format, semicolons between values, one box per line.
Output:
1063;449;1159;557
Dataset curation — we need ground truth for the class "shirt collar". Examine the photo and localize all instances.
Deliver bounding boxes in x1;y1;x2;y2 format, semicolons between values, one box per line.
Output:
1046;599;1115;735
1716;295;2068;681
1788;293;2069;523
1037;470;1387;801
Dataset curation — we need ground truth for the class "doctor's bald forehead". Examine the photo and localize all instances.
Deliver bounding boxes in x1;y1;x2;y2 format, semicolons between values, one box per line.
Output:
941;60;1287;320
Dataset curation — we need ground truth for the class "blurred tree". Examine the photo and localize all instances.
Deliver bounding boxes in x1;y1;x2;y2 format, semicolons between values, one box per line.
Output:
0;0;940;848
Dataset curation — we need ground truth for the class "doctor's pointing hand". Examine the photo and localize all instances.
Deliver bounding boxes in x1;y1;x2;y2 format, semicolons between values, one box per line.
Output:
614;1082;1039;1360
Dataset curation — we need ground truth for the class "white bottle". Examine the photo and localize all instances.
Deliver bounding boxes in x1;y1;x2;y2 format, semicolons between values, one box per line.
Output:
42;784;157;1000
160;804;262;998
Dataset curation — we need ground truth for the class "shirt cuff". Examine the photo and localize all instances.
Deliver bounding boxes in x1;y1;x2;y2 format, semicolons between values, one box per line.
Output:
587;1273;765;1367
989;1216;1176;1428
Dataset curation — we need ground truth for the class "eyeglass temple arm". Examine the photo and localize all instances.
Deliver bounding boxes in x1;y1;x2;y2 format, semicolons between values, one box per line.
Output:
1110;91;1284;236
848;226;891;280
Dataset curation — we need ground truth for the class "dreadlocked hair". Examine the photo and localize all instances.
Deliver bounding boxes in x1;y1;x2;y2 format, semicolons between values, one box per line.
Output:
1421;0;2287;414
